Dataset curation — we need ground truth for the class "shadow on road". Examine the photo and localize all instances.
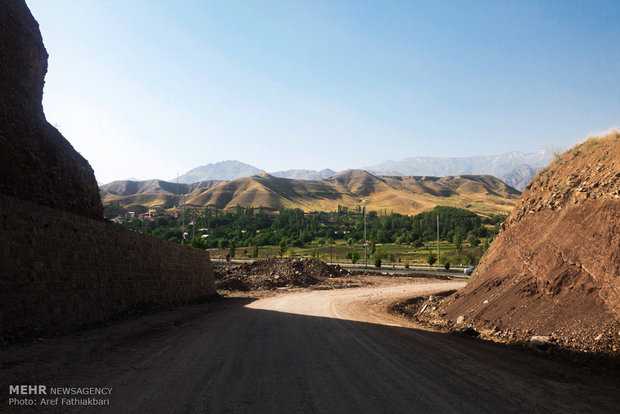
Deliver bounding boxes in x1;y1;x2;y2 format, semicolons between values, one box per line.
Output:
2;295;619;413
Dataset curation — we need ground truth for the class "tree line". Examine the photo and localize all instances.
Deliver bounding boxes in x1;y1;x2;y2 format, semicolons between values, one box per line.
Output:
115;204;506;253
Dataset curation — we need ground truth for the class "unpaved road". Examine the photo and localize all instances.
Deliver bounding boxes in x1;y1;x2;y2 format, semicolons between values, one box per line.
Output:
3;279;619;413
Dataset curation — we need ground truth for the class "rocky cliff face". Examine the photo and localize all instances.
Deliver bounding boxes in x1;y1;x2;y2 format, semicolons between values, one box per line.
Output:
0;0;103;220
440;132;620;353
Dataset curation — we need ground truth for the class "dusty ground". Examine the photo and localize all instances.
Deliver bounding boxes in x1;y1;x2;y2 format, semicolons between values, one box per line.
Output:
2;277;619;413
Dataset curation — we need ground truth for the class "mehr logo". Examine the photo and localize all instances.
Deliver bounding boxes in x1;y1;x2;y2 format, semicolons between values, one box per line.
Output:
9;385;47;395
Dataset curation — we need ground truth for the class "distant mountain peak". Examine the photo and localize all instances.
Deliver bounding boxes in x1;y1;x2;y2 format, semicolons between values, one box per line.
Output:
176;160;264;183
269;168;337;180
175;161;340;183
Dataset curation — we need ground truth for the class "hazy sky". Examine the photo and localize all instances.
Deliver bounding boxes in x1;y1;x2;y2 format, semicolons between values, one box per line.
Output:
27;0;619;184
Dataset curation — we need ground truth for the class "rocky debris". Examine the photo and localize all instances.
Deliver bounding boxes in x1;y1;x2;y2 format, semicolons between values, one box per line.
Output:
388;291;457;331
458;326;480;337
507;132;620;226
529;336;553;353
214;258;350;291
215;278;251;292
391;293;620;359
0;0;103;219
426;132;620;356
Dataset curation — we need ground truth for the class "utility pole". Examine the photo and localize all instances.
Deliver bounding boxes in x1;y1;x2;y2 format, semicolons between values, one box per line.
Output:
363;200;368;268
182;194;185;245
436;214;440;266
177;173;184;245
192;211;196;241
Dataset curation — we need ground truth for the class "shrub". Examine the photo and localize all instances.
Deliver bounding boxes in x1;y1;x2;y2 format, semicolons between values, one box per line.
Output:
427;252;437;266
346;251;360;263
279;240;287;258
584;138;601;149
466;251;479;265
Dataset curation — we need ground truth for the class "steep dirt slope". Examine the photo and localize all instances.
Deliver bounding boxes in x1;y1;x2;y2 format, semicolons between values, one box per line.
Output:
0;0;103;219
101;170;520;216
440;132;620;353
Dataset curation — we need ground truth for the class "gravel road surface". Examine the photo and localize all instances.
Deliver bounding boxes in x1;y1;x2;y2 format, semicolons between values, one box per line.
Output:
3;280;618;413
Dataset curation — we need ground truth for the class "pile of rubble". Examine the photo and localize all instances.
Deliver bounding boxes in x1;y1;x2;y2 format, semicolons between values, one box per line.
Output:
214;258;349;291
392;291;620;358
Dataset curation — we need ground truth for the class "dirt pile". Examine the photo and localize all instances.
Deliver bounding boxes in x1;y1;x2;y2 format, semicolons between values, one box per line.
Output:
437;132;620;354
215;258;349;291
0;0;103;219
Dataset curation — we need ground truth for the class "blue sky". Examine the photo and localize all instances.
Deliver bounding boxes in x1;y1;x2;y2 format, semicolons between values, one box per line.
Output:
27;0;619;184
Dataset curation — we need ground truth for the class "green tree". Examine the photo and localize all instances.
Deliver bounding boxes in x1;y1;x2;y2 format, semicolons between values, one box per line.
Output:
191;236;207;249
481;237;491;253
253;244;259;258
347;251;360;264
229;242;236;258
388;253;396;265
467;231;480;247
279;240;287;258
453;227;464;252
427;251;437;267
466;251;478;265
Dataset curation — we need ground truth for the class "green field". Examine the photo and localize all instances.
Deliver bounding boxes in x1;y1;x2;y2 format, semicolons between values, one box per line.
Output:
209;240;484;268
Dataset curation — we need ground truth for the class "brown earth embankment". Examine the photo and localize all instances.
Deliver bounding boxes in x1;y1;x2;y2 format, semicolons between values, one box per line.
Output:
437;133;620;354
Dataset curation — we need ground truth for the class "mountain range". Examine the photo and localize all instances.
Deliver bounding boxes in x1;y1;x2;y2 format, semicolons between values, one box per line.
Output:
364;149;557;191
101;170;521;217
168;148;557;191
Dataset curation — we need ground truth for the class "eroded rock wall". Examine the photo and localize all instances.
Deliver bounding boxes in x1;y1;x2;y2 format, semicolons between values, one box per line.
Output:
0;0;103;220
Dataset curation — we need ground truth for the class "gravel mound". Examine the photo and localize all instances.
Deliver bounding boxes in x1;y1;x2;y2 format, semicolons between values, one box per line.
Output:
215;258;349;291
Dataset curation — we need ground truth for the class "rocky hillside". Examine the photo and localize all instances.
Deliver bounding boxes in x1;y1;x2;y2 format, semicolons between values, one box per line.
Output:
0;0;103;220
438;132;620;353
101;170;520;216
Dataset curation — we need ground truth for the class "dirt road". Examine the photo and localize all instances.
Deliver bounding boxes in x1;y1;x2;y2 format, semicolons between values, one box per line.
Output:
3;280;619;413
